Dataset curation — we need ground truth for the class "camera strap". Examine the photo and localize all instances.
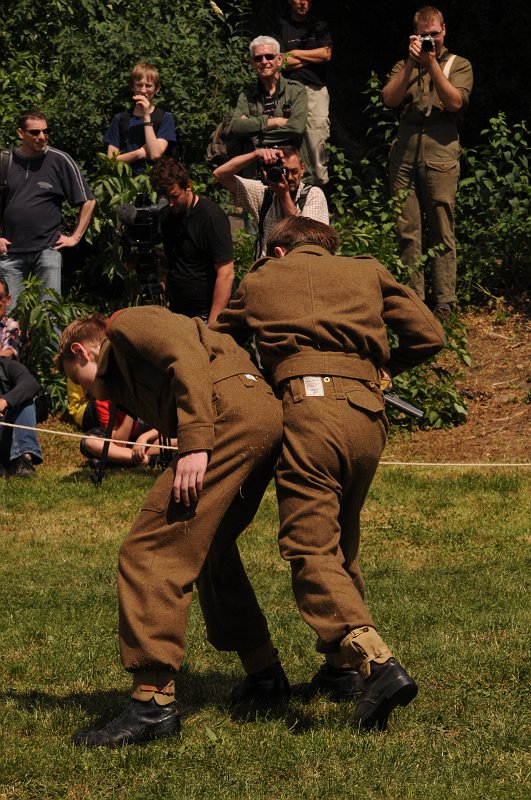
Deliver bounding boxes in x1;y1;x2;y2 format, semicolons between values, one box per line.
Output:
0;148;13;235
417;51;456;117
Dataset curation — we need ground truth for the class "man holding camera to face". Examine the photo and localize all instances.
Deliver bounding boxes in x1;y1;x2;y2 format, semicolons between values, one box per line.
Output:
382;6;473;319
213;145;328;258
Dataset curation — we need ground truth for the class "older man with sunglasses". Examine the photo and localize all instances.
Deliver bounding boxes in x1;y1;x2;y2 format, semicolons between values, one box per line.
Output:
0;109;95;308
229;36;308;157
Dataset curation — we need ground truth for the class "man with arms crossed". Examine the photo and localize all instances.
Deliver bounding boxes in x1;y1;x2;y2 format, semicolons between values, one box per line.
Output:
275;0;332;187
230;36;308;155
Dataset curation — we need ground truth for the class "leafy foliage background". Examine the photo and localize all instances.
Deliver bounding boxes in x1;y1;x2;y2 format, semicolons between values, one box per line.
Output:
1;0;529;428
0;0;252;172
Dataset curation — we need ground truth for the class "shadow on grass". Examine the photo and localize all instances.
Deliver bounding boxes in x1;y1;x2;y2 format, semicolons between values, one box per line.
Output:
3;667;321;734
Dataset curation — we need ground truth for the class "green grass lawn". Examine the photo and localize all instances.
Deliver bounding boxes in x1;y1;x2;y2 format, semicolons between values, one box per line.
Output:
0;441;529;800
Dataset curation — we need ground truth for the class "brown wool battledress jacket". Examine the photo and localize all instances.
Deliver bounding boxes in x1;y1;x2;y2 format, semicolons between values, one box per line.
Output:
95;306;262;454
212;244;446;387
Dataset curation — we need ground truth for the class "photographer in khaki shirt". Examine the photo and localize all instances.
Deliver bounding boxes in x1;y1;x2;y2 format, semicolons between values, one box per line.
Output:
382;5;473;318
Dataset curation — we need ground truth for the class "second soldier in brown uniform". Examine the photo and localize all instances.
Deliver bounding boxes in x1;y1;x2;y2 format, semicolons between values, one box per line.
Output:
212;216;446;731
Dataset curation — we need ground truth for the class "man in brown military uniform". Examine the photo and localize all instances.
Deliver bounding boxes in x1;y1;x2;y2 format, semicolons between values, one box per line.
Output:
57;306;285;747
382;5;473;318
212;216;445;731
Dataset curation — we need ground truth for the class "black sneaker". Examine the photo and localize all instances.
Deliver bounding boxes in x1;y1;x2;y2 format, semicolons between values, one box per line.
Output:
0;463;7;478
72;698;181;748
229;662;290;705
292;663;364;702
350;658;418;731
11;454;36;478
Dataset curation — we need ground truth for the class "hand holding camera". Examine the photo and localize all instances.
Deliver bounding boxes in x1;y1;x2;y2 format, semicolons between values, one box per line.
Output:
408;33;436;65
257;148;289;187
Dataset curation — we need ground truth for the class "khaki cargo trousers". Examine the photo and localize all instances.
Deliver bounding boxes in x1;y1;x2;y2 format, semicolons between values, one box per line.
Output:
390;124;461;305
118;373;282;675
275;375;388;657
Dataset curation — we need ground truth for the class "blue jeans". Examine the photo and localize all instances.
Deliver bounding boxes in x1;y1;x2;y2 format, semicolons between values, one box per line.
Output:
0;248;62;308
0;401;43;467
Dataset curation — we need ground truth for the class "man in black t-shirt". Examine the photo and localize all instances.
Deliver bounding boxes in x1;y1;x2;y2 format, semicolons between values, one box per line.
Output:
150;159;234;323
0;109;95;308
275;1;332;187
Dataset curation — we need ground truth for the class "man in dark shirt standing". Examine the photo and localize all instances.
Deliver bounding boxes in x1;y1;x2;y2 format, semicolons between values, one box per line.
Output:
0;109;96;308
150;158;234;323
276;1;332;187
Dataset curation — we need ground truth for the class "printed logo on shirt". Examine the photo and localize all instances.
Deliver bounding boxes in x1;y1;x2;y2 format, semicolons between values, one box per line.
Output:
38;182;54;190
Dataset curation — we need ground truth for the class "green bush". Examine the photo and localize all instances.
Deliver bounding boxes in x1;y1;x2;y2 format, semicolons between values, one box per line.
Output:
0;0;252;173
457;113;531;304
13;278;96;412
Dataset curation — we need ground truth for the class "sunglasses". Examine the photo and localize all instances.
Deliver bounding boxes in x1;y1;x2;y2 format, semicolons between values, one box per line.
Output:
253;53;277;63
25;128;49;136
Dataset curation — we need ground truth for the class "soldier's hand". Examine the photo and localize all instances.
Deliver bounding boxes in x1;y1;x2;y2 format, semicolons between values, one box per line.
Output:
173;450;208;507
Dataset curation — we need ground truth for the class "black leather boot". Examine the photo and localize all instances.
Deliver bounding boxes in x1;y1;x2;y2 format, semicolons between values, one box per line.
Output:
72;698;181;747
350;658;418;731
292;663;364;701
229;662;290;705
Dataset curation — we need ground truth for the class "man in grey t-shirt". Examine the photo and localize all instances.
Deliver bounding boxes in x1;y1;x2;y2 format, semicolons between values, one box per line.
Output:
0;109;96;307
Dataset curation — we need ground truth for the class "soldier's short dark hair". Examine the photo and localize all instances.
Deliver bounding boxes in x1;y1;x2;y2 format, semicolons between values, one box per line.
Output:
266;217;340;256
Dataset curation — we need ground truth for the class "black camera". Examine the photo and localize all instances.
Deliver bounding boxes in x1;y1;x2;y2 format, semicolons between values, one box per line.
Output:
260;156;289;185
117;192;167;304
420;34;435;52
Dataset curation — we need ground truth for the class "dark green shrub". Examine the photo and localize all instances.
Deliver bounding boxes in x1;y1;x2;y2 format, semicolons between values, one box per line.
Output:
13;278;96;412
457;114;531;304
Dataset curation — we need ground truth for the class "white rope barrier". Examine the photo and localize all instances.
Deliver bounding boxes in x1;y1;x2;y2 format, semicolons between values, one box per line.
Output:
1;419;529;468
0;420;176;450
380;460;530;468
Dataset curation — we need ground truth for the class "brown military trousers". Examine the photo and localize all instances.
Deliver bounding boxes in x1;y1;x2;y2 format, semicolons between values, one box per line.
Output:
390;125;461;305
118;373;282;674
275;375;388;653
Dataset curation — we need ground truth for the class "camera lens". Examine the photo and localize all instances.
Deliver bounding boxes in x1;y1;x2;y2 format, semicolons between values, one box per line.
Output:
266;165;284;183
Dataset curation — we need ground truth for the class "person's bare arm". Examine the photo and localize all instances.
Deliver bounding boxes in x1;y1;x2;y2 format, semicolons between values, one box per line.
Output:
213;147;283;193
285;45;331;70
54;198;96;249
107;143;148;163
208;261;235;323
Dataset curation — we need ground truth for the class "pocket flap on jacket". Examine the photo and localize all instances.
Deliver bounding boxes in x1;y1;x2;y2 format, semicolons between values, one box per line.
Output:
425;159;459;173
346;386;385;414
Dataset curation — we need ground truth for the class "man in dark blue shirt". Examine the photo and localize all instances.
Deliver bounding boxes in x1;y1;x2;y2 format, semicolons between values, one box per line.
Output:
104;62;177;176
0;109;95;308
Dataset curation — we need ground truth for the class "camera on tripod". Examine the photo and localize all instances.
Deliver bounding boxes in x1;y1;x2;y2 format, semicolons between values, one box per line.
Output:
117;192;167;305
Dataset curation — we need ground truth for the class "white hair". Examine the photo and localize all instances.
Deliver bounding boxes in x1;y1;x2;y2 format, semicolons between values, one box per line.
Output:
249;36;281;56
